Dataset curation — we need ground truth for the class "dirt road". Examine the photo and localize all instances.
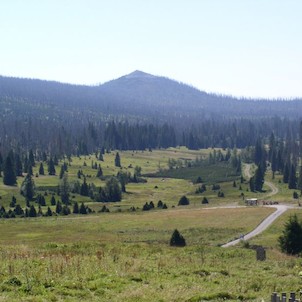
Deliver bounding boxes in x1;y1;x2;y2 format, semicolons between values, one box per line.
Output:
222;205;288;247
243;164;279;197
222;164;283;247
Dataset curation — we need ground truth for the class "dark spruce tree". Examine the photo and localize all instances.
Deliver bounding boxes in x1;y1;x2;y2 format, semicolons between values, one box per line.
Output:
254;166;265;192
51;195;56;205
28;205;37;217
28;149;35;167
80;177;89;196
0;152;3;177
48;158;56;175
20;173;35;200
283;162;290;184
279;215;302;255
46;207;53;216
73;201;79;214
96;165;103;178
27;164;33;176
170;229;186;247
39;163;45;175
104;177;122;202
79;202;87;214
178;195;190;206
55;201;62;214
115;152;121;167
15;153;23;176
60;174;70;204
10;196;17;207
59;165;65;179
297;166;302;194
288;164;297;189
3;152;17;186
14;204;24;216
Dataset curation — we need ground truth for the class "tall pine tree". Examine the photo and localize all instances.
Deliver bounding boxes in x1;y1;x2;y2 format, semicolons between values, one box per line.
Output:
3;152;17;186
115;152;121;167
48;158;56;175
288;164;297;189
20;173;35;200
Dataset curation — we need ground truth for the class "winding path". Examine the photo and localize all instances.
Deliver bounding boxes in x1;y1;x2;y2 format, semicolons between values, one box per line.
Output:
222;164;284;247
243;164;279;198
222;205;288;247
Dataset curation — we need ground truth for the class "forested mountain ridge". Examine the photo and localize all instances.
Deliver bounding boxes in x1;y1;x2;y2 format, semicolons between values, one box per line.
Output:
0;71;302;158
1;71;302;121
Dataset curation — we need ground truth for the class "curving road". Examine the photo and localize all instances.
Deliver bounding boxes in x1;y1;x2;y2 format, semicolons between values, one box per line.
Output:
222;164;284;247
243;164;279;197
222;205;288;247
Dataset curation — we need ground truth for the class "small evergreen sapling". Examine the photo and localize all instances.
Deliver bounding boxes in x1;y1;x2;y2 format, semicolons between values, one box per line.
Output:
170;229;186;247
178;195;189;206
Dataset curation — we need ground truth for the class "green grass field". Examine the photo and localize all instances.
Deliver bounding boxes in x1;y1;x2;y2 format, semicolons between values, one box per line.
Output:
0;148;302;301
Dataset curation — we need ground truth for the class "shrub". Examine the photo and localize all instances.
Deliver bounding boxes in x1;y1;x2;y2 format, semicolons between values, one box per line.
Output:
202;197;209;204
212;184;220;190
170;229;186;247
218;191;225;198
279;214;302;255
196;176;202;183
178;195;190;206
157;200;163;208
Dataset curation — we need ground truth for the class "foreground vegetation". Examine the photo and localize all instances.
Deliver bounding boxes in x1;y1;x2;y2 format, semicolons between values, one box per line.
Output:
0;207;301;302
0;148;302;301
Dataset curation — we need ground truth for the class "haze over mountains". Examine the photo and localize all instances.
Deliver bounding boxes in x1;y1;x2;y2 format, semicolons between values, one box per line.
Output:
1;70;302;156
1;70;302;122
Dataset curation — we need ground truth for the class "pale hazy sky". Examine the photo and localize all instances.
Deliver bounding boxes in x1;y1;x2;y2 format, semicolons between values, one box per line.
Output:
0;0;301;98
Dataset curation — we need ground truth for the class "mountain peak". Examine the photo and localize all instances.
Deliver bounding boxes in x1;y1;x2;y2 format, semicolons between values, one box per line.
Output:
123;70;155;79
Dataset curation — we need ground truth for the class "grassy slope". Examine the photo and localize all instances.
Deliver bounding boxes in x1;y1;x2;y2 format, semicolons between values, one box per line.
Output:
0;147;301;301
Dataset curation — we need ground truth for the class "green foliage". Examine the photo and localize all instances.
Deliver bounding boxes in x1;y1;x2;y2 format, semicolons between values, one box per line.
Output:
288;164;297;189
59;174;70;204
293;191;299;199
134;165;142;177
202;197;209;204
279;214;302;255
178;195;189;206
3;152;17;186
73;201;79;214
147;162;240;184
297;166;302;192
195;176;202;183
79;202;87;214
28;205;37;217
80;177;89;196
115;152;121;167
170;229;186;247
59;165;65;179
20;174;35;200
283;162;290;184
249;165;264;192
96;177;122;202
14;204;24;216
142;201;155;211
51;195;56;206
36;194;46;206
56;201;62;214
39;162;45;175
217;191;225;198
48;158;56;175
195;184;206;194
46;207;53;216
96;165;103;178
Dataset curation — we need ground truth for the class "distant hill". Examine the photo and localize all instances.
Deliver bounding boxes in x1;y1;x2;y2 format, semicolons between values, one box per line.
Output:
1;71;302;122
1;70;302;156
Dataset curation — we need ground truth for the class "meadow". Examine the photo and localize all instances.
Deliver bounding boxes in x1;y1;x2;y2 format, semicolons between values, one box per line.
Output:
0;148;301;301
